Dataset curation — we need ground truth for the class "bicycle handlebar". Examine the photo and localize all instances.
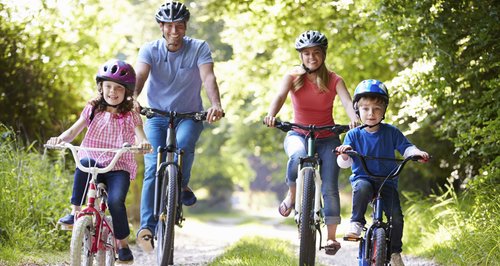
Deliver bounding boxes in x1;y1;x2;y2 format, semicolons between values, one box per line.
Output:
44;143;149;174
140;107;225;121
339;150;424;178
272;120;350;136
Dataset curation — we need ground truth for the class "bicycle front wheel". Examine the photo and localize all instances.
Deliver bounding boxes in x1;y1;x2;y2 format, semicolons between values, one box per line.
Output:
299;168;316;266
96;215;115;266
156;164;178;266
371;227;387;266
70;216;94;266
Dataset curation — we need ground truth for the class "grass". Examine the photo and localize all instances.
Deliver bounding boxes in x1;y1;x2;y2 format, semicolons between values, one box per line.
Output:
208;236;299;266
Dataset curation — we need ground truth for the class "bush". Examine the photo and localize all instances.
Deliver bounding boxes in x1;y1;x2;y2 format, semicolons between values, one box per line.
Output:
0;124;72;257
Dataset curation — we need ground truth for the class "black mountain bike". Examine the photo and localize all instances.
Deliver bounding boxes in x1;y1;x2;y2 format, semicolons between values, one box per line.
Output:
269;120;349;266
141;107;213;266
339;150;426;266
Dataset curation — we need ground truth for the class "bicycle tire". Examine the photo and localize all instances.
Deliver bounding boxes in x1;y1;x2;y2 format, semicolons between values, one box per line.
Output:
70;215;94;266
371;227;387;266
96;216;115;266
157;164;178;266
299;168;316;266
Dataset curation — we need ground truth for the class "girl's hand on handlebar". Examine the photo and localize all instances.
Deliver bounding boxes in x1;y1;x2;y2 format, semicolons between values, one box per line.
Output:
138;140;152;154
46;137;65;146
263;115;277;127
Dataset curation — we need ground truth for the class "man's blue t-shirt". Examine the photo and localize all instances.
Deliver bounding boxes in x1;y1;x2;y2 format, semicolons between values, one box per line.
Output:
343;124;413;186
137;36;213;113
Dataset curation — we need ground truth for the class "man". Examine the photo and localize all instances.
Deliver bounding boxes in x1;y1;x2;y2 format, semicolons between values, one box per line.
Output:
134;1;224;252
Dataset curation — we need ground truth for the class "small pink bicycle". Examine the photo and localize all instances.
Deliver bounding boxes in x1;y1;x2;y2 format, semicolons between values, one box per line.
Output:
45;143;146;265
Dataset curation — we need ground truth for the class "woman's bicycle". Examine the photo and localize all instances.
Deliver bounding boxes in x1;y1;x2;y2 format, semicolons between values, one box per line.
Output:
338;150;426;266
140;107;221;266
269;120;349;266
44;143;146;266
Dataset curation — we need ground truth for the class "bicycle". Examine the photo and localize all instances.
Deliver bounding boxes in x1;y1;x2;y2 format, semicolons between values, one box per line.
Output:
268;120;349;266
44;142;146;266
140;107;222;266
339;150;426;266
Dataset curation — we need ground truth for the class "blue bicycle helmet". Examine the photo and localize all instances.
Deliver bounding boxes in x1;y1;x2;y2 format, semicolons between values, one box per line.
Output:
353;79;389;114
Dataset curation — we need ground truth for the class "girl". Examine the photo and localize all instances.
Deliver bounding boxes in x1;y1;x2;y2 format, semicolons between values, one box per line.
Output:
264;30;358;256
47;59;151;263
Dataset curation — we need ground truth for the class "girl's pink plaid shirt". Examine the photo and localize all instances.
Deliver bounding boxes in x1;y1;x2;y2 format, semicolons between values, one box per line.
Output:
78;104;143;180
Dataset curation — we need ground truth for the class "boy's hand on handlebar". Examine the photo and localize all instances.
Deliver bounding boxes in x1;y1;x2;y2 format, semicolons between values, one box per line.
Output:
415;151;430;163
335;145;352;160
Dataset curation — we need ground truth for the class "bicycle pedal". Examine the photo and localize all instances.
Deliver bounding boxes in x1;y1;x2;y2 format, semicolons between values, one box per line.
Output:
343;236;361;242
58;223;73;231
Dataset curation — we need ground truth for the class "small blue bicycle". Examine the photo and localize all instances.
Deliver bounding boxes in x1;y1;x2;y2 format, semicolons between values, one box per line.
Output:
339;150;426;266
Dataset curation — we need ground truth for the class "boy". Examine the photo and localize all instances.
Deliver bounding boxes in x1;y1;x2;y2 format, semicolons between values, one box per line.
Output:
336;79;429;266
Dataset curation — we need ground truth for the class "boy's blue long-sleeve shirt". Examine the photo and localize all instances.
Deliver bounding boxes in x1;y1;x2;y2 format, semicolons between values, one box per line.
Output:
343;123;413;187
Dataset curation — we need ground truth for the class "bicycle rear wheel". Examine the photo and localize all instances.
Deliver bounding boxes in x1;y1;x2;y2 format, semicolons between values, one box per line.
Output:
370;227;387;266
96;216;115;266
299;168;316;266
70;215;94;266
156;164;178;266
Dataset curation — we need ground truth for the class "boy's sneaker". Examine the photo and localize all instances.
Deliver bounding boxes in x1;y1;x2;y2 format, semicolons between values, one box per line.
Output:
137;228;154;252
390;253;405;266
344;222;363;238
58;214;75;225
118;247;134;263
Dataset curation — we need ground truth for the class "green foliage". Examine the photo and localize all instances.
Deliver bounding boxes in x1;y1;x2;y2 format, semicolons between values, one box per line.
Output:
0;1;139;143
208;236;298;266
379;0;500;187
403;173;500;265
0;124;72;259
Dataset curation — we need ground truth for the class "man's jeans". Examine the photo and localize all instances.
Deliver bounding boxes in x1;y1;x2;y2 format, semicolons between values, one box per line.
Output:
140;116;203;233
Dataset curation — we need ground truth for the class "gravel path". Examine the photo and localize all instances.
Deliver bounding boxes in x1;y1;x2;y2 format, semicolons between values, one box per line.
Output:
127;209;439;266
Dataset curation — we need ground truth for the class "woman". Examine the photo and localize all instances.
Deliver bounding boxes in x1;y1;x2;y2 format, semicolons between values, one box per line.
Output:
264;30;358;255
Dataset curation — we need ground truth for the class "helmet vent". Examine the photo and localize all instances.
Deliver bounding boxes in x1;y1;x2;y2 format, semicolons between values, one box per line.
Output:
111;65;118;74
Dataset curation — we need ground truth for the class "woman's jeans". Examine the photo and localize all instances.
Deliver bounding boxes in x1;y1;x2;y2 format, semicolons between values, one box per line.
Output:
140;116;204;234
350;178;404;253
71;158;131;240
284;131;342;225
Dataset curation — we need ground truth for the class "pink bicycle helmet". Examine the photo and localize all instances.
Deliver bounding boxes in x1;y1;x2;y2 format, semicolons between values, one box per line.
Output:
95;59;136;91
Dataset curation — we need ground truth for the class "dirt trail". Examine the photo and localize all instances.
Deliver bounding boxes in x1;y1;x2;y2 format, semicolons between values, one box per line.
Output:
127;208;439;266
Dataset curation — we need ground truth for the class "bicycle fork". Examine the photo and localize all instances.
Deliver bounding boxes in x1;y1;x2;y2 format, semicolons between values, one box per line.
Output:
295;164;324;247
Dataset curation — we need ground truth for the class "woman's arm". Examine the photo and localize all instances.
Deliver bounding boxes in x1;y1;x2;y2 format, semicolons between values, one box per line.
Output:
336;79;359;128
264;74;294;127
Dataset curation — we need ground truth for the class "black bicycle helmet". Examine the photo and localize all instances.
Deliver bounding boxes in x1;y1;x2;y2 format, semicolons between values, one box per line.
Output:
295;30;328;52
155;1;190;23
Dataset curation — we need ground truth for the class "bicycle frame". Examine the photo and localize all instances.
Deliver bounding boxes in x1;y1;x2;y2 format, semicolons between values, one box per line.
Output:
341;150;424;266
271;121;349;266
141;107;213;266
45;143;144;265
